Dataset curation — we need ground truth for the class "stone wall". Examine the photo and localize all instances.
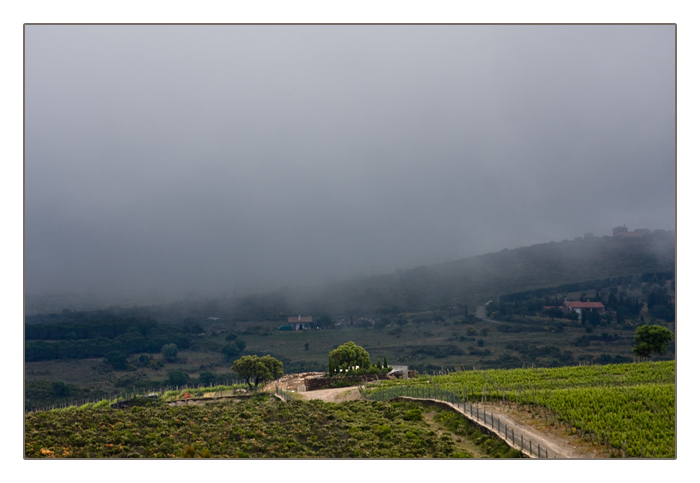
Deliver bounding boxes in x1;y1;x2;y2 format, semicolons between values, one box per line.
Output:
305;374;392;392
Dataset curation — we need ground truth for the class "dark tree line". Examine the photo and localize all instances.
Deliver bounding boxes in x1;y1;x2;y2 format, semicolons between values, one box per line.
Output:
25;316;193;362
490;270;674;324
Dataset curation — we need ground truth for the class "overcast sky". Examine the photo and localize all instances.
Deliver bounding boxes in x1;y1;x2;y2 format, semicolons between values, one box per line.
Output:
24;24;675;301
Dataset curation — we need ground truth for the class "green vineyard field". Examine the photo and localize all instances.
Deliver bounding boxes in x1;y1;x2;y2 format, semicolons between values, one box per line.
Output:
366;361;675;457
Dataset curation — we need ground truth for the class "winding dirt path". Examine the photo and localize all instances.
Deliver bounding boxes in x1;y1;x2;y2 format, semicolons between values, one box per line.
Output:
264;372;603;458
470;402;600;458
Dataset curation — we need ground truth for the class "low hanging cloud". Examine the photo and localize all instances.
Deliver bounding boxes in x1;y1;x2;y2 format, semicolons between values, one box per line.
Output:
24;25;675;303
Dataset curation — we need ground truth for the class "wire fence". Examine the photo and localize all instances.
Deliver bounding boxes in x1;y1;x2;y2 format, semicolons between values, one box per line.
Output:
359;383;559;458
362;381;657;458
274;385;295;402
25;379;251;413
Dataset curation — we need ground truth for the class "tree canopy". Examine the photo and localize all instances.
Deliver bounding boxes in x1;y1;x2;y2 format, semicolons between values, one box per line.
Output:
104;350;128;370
328;341;371;375
221;339;246;361
231;355;283;389
632;325;674;359
161;343;178;362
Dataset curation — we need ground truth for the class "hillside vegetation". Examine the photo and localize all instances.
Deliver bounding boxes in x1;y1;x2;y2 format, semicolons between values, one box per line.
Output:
24;395;521;458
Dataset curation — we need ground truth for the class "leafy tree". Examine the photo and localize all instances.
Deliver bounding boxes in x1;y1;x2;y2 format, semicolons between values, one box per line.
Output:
167;369;190;386
582;310;602;326
565;311;580;322
199;371;217;386
328;341;371;375
161;343;178;362
544;307;565;320
315;314;334;329
225;333;238;341
633;325;674;360
51;381;71;397
138;354;151;366
104;350;128;370
221;339;246;361
231;355;283;390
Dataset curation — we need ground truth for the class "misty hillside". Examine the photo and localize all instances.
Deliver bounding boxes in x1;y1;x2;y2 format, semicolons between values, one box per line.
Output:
287;231;675;315
25;231;674;321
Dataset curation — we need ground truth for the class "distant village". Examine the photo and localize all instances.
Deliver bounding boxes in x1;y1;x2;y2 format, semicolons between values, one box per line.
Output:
611;225;652;239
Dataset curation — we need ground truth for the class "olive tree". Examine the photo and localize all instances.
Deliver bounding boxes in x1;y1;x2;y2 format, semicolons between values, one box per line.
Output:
161;343;178;362
231;355;283;390
632;325;674;360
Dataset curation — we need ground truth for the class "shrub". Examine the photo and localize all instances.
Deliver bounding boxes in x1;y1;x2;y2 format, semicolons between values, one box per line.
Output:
167;370;190;386
104;351;129;370
404;408;423;421
161;344;178;363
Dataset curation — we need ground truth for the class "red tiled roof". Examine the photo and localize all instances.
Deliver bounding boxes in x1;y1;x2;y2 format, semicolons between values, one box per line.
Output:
565;301;605;309
288;316;313;323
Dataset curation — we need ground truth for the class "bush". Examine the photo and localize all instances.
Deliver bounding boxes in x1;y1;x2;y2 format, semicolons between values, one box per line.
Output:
199;371;217;386
104;351;129;370
167;369;190;386
404;408;423;421
161;344;178;363
221;343;244;361
51;381;71;397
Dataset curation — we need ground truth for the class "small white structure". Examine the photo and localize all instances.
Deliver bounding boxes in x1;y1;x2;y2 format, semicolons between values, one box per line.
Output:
388;365;409;379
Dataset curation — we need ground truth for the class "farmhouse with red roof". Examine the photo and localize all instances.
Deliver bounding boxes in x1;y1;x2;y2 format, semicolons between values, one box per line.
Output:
563;300;605;320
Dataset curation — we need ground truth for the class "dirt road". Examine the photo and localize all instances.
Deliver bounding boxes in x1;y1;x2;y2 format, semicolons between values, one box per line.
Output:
471;402;600;458
296;386;363;403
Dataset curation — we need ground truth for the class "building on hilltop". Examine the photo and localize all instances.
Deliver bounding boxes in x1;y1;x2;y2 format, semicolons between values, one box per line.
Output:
613;225;629;237
613;225;650;239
